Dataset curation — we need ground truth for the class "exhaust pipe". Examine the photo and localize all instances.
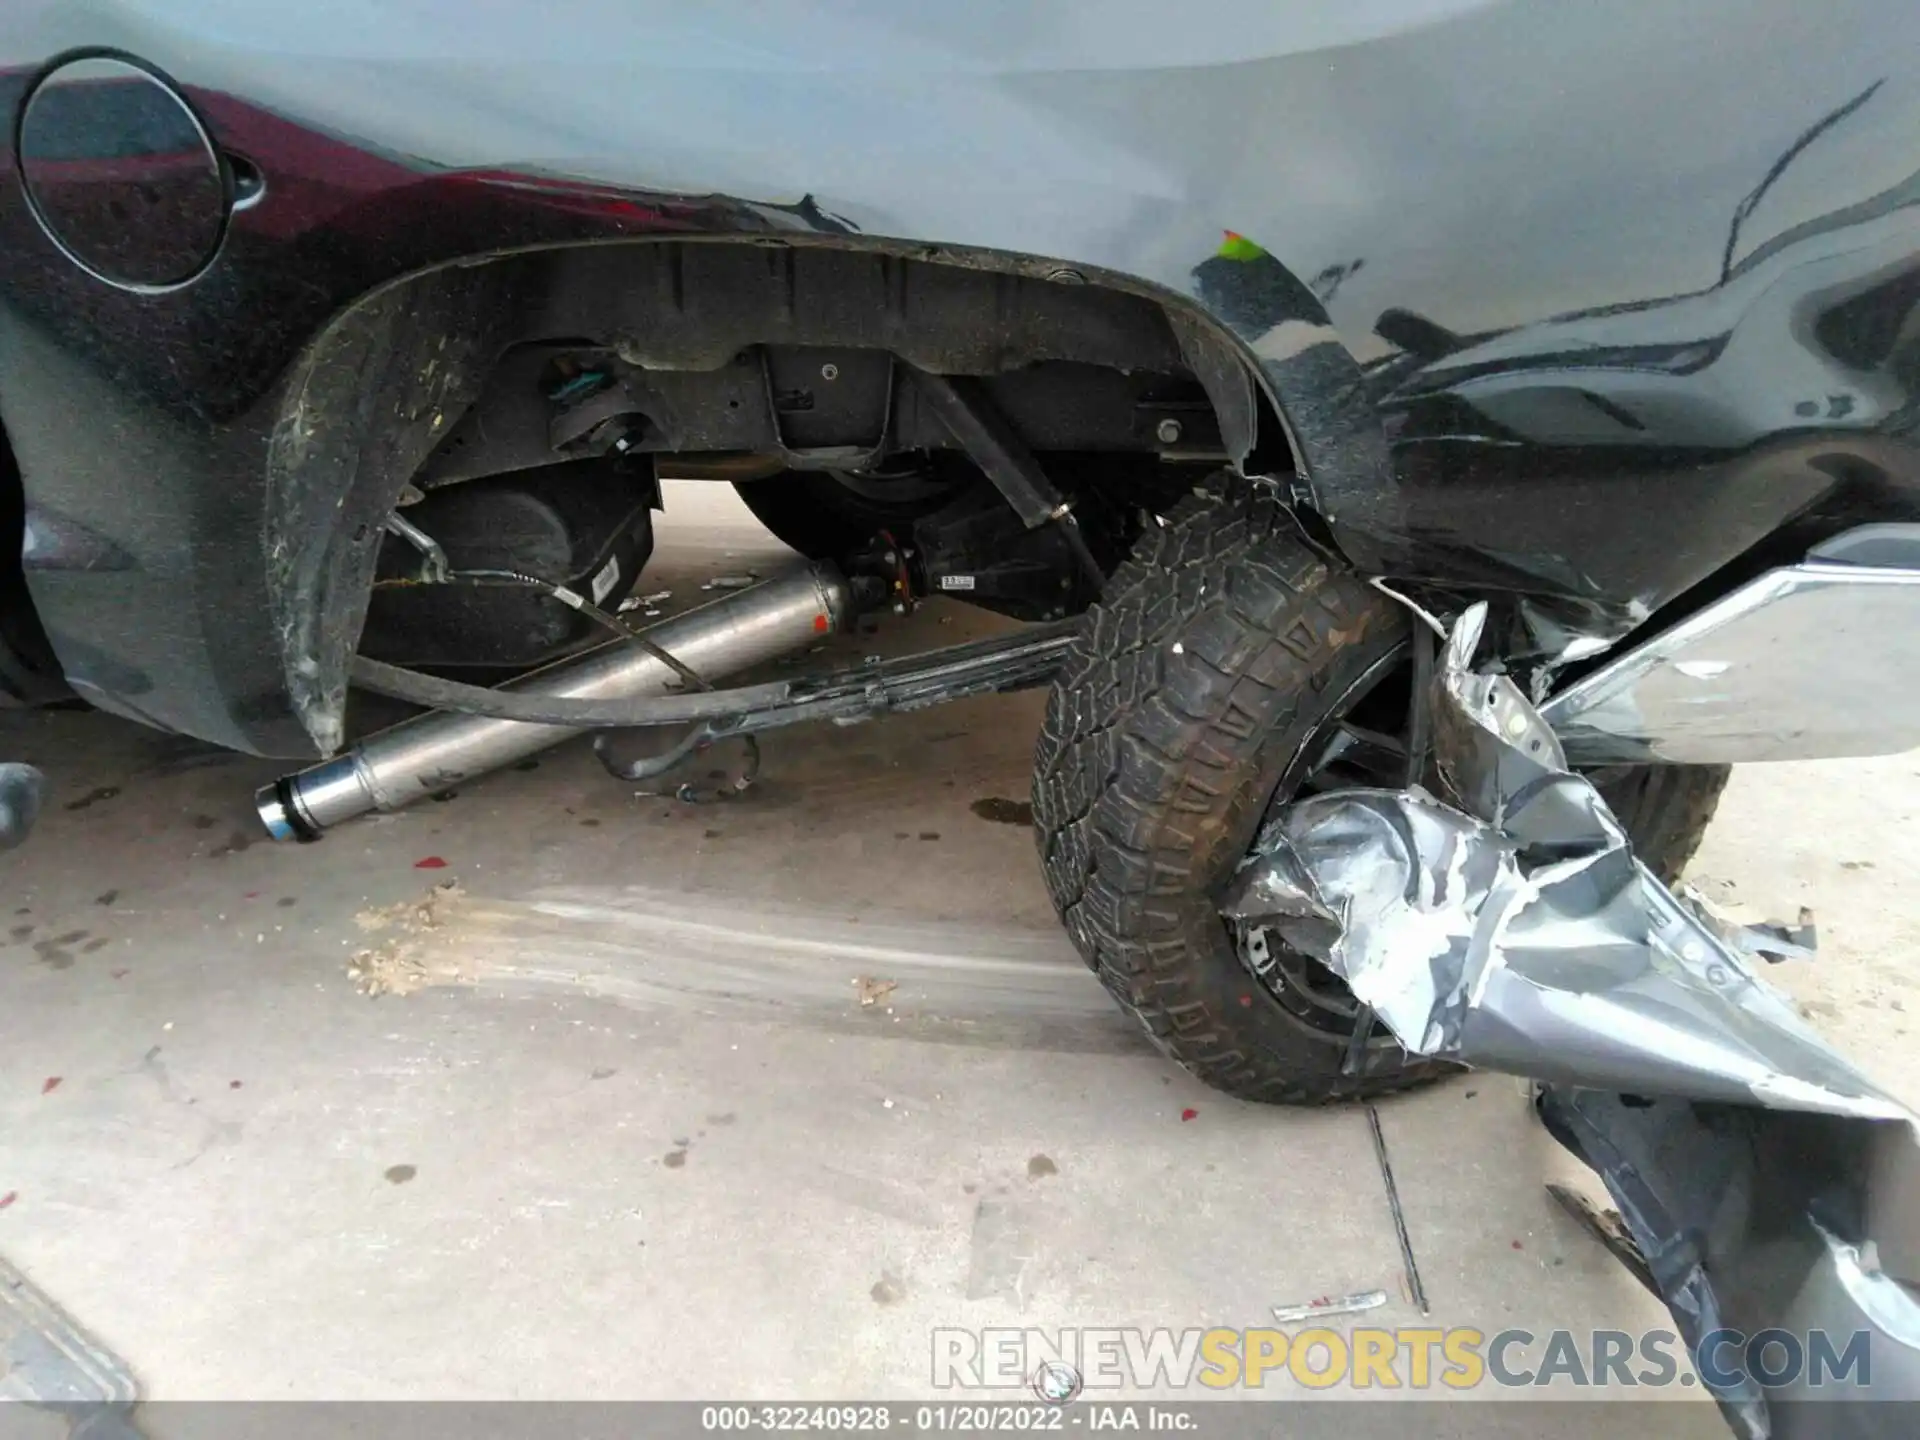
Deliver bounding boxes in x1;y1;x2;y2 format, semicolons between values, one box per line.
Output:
258;563;851;840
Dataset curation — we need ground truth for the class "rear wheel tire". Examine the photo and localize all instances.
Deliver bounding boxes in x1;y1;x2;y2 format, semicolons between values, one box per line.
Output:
1030;477;1728;1104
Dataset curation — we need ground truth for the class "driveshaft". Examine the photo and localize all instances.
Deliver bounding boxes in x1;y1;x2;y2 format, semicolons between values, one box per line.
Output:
257;563;850;839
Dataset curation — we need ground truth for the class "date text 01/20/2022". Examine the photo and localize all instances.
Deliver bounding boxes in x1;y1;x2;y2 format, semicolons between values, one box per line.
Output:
699;1406;1199;1431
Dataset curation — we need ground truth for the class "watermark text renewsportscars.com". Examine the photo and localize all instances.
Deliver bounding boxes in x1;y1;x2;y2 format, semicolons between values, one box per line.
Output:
932;1326;1875;1393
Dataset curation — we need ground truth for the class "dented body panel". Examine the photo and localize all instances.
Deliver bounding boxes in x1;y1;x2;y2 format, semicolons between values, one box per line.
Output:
4;10;1919;1430
1226;600;1920;1436
2;2;1920;751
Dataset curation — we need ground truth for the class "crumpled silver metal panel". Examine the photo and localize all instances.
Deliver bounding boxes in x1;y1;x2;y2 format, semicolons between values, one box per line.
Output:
1227;598;1920;1436
1222;601;1910;1122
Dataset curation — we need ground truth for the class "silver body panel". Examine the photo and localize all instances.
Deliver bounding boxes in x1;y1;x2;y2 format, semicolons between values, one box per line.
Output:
1544;536;1920;764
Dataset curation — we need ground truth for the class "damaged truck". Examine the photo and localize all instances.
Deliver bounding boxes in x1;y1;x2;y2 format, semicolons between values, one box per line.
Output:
2;2;1919;1432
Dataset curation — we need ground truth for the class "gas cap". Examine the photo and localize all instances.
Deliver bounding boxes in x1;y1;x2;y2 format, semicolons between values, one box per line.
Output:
17;55;227;289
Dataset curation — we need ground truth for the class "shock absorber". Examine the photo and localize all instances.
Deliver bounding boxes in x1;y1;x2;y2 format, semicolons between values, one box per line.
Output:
257;563;850;839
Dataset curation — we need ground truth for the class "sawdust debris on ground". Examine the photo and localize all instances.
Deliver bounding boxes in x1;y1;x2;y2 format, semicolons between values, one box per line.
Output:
348;880;472;997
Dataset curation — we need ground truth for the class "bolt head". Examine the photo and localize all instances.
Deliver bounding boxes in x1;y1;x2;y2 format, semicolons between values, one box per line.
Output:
820;363;840;381
1155;418;1183;445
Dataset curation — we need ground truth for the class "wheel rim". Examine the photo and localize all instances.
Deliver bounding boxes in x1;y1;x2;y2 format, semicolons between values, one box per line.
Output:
1276;642;1419;799
1235;640;1419;1040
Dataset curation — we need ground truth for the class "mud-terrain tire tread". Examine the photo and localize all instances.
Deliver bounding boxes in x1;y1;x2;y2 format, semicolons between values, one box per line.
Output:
1031;476;1730;1105
1592;762;1730;884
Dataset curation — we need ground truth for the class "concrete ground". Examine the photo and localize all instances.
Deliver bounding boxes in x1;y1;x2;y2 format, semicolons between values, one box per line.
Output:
0;486;1912;1424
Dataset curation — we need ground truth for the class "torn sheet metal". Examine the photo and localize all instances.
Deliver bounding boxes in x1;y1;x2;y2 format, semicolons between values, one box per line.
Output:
1682;884;1819;966
1223;602;1901;1119
1223;599;1920;1438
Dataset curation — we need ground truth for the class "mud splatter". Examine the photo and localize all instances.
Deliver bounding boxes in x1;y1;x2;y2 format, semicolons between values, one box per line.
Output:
970;797;1033;826
384;1164;417;1185
64;786;120;812
95;889;119;906
1027;1154;1057;1179
662;1149;687;1169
